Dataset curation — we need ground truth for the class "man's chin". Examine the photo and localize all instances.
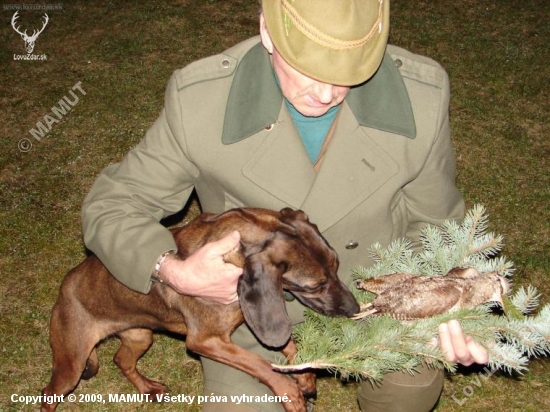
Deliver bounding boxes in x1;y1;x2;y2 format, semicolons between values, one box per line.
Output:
294;106;332;118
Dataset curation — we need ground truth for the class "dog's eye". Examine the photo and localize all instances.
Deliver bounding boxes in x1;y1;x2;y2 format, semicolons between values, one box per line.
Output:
291;281;328;293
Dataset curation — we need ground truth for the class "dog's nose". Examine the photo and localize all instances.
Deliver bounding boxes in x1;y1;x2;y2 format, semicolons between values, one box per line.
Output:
337;289;360;317
340;298;360;317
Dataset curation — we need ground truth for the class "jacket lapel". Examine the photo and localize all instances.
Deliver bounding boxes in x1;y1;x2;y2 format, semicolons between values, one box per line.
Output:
222;42;281;145
224;40;414;230
242;106;316;209
300;103;399;232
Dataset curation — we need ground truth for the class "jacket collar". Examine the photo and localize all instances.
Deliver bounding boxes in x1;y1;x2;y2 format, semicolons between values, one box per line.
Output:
222;41;416;145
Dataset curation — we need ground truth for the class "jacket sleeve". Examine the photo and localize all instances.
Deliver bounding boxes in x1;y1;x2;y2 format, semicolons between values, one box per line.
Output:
81;73;199;293
402;71;465;246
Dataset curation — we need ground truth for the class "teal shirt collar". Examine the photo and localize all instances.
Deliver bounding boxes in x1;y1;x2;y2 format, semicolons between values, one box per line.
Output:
222;42;416;145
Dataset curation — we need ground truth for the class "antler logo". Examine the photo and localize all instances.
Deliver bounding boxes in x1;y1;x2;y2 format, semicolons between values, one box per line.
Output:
11;11;49;54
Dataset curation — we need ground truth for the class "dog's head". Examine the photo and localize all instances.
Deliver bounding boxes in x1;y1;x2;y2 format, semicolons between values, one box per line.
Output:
213;208;360;348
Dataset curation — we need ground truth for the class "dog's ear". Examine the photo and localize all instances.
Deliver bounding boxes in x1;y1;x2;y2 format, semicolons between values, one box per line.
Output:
237;252;292;349
280;208;309;222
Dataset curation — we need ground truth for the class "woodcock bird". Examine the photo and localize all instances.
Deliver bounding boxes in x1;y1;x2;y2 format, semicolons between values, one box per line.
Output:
353;267;510;320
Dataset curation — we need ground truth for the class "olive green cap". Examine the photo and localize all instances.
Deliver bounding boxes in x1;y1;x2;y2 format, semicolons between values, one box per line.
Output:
262;0;390;86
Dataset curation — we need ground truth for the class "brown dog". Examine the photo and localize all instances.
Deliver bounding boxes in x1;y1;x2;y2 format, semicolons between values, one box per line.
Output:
41;208;359;412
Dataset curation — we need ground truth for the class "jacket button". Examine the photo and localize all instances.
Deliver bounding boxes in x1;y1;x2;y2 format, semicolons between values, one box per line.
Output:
394;59;403;68
345;241;359;250
221;59;231;68
265;123;274;131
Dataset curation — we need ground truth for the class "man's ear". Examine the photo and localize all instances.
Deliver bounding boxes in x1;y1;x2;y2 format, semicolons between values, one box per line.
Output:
259;13;274;54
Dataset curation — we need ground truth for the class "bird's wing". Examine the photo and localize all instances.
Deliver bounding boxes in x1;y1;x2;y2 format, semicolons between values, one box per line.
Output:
372;277;463;319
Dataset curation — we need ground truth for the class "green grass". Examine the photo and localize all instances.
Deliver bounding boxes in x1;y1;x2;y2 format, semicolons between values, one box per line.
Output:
1;0;548;411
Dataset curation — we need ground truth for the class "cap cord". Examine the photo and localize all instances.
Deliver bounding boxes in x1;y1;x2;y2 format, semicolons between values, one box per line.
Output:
281;0;384;50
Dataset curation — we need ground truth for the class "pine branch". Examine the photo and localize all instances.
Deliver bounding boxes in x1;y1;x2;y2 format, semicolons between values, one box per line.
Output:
511;285;541;314
278;304;550;382
275;205;550;383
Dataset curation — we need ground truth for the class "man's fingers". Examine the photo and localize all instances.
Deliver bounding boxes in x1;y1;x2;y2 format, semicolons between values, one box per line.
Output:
438;323;456;362
210;230;241;255
465;336;489;364
447;319;470;361
438;320;489;366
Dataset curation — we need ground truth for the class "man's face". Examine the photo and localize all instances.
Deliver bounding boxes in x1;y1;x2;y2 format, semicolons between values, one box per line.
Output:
260;13;350;118
271;47;351;117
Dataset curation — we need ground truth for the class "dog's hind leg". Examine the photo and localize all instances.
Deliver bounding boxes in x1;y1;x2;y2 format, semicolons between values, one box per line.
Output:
41;348;96;412
41;309;99;411
81;347;99;380
113;328;169;396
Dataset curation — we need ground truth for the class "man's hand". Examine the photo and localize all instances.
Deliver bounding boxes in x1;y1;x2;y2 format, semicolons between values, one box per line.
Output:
159;231;243;304
435;320;488;366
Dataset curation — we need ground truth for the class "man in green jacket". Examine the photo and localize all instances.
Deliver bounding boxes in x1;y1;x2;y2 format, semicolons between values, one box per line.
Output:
82;0;488;410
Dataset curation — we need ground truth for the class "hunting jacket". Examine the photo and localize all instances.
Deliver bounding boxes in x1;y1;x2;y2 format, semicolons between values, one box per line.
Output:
82;37;465;305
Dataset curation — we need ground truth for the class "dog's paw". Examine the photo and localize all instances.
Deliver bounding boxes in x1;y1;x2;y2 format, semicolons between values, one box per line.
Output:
143;381;170;399
278;381;307;412
281;396;306;412
293;372;317;399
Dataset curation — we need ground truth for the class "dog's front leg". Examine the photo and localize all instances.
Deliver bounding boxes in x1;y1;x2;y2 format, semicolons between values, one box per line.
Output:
188;338;307;412
281;339;317;399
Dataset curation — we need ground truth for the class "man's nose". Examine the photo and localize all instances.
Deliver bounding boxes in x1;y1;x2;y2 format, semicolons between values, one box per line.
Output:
312;82;336;104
